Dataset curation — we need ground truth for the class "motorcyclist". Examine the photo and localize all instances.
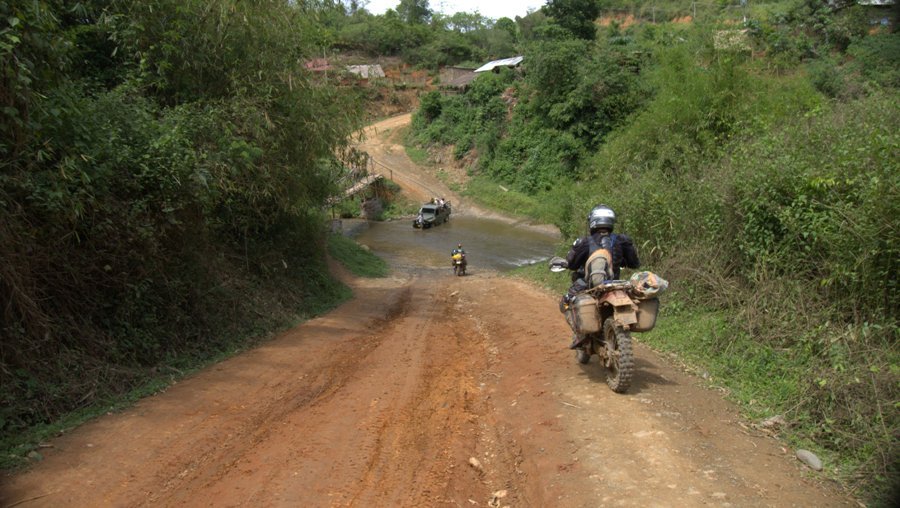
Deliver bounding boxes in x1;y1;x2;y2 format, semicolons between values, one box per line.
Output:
451;243;467;270
561;204;640;348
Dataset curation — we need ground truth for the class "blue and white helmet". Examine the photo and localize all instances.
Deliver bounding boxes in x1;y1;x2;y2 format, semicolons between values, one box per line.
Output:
588;204;616;232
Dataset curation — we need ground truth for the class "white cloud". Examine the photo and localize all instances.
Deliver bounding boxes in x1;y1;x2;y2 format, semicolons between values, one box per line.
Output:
364;0;546;20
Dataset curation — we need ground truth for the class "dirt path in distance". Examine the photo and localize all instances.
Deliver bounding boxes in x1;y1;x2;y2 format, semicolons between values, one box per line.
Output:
0;115;856;508
360;114;558;235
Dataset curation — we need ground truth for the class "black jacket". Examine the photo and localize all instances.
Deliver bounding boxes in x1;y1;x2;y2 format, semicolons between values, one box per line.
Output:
566;231;640;281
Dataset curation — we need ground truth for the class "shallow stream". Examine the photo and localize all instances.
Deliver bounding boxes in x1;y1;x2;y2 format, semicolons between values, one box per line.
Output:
345;215;562;275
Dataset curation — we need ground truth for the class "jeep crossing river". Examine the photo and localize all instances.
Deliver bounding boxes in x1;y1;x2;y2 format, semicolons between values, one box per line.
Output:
412;201;451;229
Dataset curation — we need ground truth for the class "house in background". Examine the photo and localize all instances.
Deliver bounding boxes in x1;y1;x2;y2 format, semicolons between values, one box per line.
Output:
438;66;477;94
857;0;897;29
440;66;476;84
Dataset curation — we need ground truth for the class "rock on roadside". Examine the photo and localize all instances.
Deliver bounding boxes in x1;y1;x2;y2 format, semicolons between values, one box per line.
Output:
796;449;823;471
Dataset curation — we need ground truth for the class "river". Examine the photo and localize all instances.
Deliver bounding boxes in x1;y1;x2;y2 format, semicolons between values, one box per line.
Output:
345;215;562;274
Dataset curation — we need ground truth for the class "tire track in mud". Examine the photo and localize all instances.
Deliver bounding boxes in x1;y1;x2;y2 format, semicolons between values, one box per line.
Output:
345;281;483;506
151;283;419;507
152;285;416;502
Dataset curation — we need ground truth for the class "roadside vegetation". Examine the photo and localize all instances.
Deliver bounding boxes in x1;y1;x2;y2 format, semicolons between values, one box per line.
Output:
0;0;366;467
327;234;390;278
411;1;899;503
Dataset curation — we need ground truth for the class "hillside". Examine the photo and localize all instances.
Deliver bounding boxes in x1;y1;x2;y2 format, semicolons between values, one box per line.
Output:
407;1;899;503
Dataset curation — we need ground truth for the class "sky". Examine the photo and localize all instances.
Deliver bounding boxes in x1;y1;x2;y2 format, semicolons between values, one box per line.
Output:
364;0;547;20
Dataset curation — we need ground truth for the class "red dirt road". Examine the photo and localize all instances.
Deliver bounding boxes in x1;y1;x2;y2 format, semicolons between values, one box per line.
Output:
0;116;856;508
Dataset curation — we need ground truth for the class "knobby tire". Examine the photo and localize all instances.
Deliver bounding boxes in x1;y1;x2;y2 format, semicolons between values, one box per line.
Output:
603;318;634;393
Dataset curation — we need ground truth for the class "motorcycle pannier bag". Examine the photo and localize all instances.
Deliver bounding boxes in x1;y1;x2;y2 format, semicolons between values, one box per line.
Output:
572;295;601;334
632;297;660;332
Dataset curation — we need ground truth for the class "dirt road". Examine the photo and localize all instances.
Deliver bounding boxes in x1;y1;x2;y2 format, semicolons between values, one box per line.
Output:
361;114;553;233
0;116;855;507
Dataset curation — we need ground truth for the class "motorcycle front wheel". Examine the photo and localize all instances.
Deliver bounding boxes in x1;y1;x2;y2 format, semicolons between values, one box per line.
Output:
602;318;634;393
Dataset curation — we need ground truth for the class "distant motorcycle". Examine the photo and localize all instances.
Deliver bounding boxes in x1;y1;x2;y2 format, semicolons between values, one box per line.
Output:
550;257;667;393
452;253;467;276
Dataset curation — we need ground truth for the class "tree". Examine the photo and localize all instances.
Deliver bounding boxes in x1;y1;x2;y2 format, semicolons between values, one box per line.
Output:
396;0;430;25
0;0;363;438
545;0;600;40
515;10;550;42
494;17;518;42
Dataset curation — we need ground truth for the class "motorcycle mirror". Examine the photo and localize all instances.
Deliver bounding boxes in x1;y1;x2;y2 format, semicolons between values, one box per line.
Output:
548;256;568;272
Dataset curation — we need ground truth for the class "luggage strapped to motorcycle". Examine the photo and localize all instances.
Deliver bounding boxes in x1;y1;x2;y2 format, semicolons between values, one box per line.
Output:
586;233;617;286
584;280;632;296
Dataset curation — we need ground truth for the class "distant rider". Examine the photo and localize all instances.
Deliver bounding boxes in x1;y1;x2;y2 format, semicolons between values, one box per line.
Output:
561;204;640;348
451;243;466;268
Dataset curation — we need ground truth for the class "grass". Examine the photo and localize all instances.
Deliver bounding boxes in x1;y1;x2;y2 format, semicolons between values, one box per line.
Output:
327;233;390;278
461;176;569;227
509;261;570;295
402;134;461;189
404;144;430;166
640;310;802;415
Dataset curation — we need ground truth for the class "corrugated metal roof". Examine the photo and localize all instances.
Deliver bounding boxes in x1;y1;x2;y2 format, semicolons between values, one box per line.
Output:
474;56;524;73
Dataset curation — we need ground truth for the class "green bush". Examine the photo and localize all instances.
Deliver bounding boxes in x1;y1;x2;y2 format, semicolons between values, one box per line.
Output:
412;70;514;151
419;90;443;121
847;32;900;90
1;0;362;454
727;93;899;316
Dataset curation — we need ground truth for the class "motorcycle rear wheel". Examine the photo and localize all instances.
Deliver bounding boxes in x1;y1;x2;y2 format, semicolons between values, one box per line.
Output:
602;318;634;393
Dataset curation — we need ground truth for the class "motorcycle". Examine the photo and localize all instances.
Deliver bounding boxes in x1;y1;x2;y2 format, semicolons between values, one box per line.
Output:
550;257;667;393
452;253;467;276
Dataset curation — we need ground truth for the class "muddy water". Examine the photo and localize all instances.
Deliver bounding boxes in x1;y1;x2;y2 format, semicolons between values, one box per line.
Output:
346;216;562;274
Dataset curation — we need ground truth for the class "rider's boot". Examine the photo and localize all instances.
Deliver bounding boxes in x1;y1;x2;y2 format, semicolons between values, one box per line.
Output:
569;333;585;349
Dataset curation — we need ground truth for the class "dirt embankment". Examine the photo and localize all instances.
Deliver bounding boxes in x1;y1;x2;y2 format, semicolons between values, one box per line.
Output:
0;115;855;508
